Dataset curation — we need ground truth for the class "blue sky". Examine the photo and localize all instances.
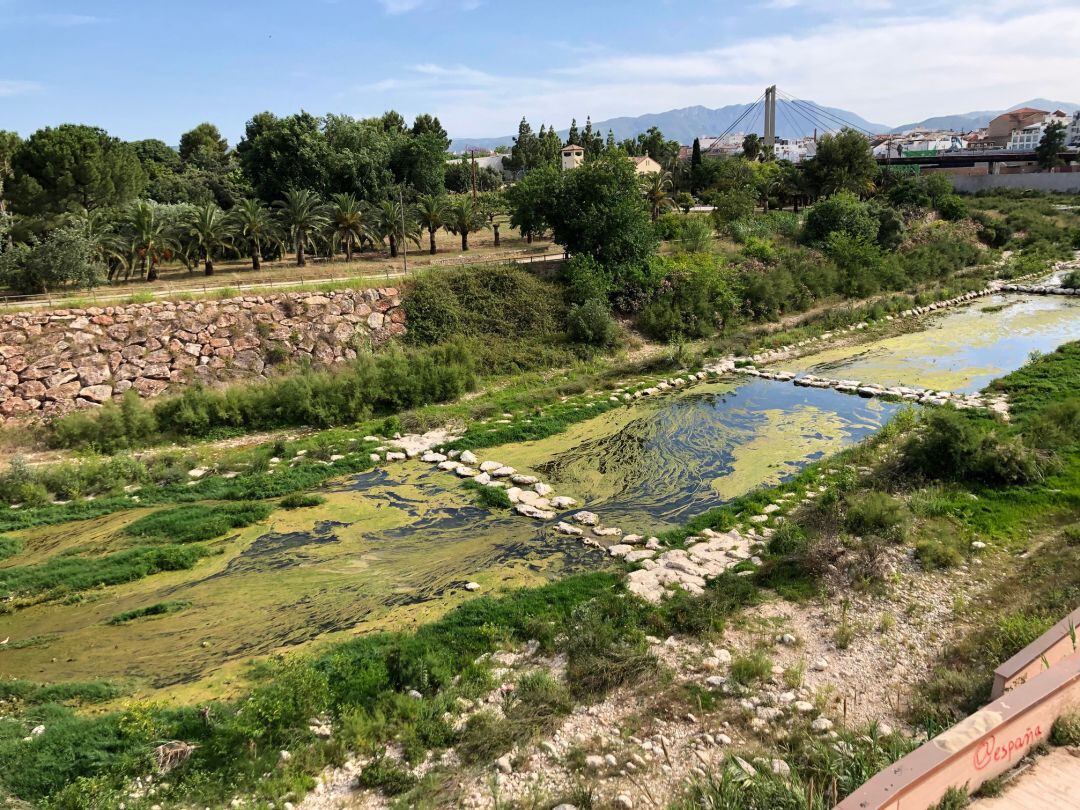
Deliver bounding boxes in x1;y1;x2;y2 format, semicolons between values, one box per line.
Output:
2;0;1079;145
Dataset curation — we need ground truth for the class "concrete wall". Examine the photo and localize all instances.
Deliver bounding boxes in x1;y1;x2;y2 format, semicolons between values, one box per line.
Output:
0;286;404;423
953;172;1080;194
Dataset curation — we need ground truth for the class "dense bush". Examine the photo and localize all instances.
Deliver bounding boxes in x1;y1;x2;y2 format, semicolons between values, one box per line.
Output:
50;341;476;450
843;492;909;542
801;192;878;247
901;408;1045;486
403;264;564;345
566;298;620;348
1063;269;1080;290
637;253;738;341
0;226;106;294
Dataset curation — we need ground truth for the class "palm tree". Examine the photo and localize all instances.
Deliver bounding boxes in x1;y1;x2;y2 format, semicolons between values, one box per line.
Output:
183;203;234;275
327;193;368;263
445;196;488;251
414;193;448;255
643;171;674;222
230;198;282;272
125;200;175;282
371;198;420;258
274;188;327;267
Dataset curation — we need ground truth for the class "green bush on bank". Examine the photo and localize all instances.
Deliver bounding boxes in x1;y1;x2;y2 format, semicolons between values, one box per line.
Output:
123;502;272;544
49;341;476;452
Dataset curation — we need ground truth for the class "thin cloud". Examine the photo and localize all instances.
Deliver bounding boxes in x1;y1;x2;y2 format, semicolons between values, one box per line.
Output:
0;79;41;96
377;0;424;13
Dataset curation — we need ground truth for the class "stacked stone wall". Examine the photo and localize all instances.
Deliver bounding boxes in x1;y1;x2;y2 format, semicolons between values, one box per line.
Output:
0;287;404;422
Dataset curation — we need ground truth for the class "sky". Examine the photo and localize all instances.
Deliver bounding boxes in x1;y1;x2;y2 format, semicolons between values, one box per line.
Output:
2;0;1080;146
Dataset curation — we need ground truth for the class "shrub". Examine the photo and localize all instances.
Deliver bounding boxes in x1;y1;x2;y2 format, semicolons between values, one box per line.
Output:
742;235;777;263
563;598;657;699
1063;269;1080;290
461;480;512;509
801;192;878;247
356;754;417;795
279;493;326;509
768;522;808;556
1050;712;1080;746
936;195;968;222
49;391;158;454
843;492;909;542
679;215;716;253
0;535;21;560
637;253;739;341
916;536;965;569
567;298;620;348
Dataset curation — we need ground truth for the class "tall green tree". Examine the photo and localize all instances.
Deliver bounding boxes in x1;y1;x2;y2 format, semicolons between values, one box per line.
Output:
9;124;145;217
237;112;332;203
503;117;539;175
803;128;876;198
1036;121;1068;170
545;153;658;274
410;114;451;150
415;193;448;254
183;203;234;275
0;131;20;247
567;119;580;146
179;123;229;169
741;133;762;161
444;195;487;251
230;198;282;271
327;192;368;262
274;188;327;266
505;164;559;243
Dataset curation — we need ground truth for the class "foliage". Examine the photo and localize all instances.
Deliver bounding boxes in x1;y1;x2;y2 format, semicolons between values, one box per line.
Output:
9;124;146;217
123;502;272;544
279;493;326;509
403;264;564;345
1036;121;1067;170
566;298;620;348
637;253;739;340
843;491;909;542
0;225;106;293
461;479;512;509
50;342;476;449
802;128;877;197
801;192;878;247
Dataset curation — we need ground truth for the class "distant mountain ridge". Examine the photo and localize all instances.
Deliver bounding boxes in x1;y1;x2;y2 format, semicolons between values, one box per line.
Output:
450;98;1080;152
889;99;1080;133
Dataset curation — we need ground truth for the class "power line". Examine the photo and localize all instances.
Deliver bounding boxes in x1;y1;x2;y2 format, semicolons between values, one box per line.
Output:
778;89;875;136
715;91;766;141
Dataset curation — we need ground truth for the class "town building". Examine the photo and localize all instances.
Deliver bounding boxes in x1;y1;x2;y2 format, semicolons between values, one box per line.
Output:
628;155;662;175
560;143;585;170
1006;110;1070;151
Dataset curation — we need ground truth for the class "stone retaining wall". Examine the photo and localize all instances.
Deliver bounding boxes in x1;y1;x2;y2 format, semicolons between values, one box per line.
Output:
0;287;404;423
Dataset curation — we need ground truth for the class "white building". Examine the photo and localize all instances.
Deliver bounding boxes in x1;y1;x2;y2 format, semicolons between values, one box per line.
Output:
1007;110;1071;151
773;137;817;163
873;131;969;158
1068;112;1080;148
561;143;585;170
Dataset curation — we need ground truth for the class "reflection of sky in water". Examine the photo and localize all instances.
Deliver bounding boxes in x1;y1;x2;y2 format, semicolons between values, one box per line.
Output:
803;295;1080;393
534;378;898;532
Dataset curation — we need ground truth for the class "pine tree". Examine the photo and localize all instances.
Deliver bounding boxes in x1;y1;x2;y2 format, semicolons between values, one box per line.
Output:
606;130;616;152
567;118;580;146
692;138;702;166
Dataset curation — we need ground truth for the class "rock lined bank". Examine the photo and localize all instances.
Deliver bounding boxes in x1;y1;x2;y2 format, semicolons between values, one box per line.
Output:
0;287;404;422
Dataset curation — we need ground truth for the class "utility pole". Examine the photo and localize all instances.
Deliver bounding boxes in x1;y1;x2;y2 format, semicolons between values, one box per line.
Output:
399;187;408;276
764;85;777;151
470;149;478;201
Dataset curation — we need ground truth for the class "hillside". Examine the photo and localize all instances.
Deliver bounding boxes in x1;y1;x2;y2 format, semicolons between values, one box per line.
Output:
890;98;1080;133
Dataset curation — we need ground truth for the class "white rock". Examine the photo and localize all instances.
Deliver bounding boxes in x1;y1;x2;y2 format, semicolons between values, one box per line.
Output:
771;759;791;777
811;658;828;672
511;474;539;485
793;701;814;714
438;460;462;471
585;754;606;771
479;460;503;472
613;795;633;809
555;522;584;536
811;717;834;733
278;750;292;763
572;511;599;526
534;482;553;497
472;472;491;485
492;466;516;478
495;754;513;774
464;582;481;591
551;496;577;509
385;451;406;461
459;450;478;465
188;467;208;479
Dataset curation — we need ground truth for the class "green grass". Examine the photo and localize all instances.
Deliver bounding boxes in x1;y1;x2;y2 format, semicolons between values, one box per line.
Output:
0;544;209;600
0;535;21;560
278;493;326;509
106;600;192;625
0;679;124;706
123;502;272;544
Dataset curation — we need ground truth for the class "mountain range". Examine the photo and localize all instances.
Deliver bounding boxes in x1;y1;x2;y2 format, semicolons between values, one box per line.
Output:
449;98;1079;152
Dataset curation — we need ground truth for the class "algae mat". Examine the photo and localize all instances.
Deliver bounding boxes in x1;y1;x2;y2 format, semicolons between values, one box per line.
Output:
0;467;599;695
794;294;1080;393
486;378;899;534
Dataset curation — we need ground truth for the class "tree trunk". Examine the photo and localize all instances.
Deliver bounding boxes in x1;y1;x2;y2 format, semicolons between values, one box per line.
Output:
346;236;354;263
493;223;500;247
461;230;469;251
297;238;306;267
389;234;398;258
252;245;261;272
429;228;437;255
526;231;533;244
204;256;214;275
147;260;158;282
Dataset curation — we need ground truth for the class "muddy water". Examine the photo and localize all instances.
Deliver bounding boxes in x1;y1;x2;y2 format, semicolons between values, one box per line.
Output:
793;294;1080;393
487;378;900;535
